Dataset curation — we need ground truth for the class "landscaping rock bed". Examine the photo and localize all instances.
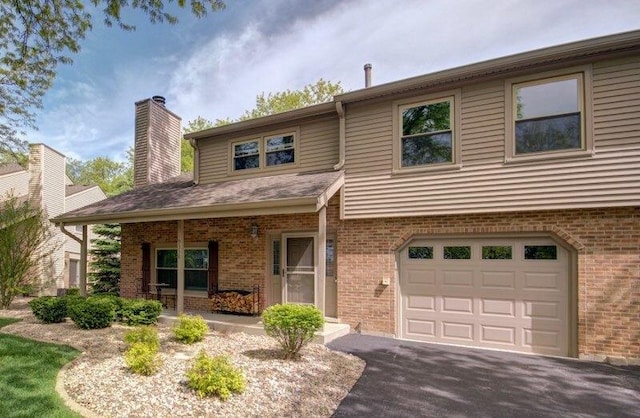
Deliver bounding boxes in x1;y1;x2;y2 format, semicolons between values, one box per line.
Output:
0;298;365;417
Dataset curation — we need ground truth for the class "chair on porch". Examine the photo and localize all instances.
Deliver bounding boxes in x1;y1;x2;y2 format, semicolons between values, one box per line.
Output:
136;280;152;300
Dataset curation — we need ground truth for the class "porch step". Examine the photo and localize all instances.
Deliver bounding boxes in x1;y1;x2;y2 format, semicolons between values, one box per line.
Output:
159;310;350;345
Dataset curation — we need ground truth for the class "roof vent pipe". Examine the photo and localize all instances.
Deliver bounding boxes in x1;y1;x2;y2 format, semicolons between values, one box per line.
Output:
152;95;166;106
364;63;372;88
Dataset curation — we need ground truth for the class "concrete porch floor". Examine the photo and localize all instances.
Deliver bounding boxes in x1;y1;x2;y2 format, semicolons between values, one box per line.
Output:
159;309;350;344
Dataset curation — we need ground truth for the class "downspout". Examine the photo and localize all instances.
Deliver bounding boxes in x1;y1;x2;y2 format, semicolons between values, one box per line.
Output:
188;138;200;185
333;100;346;170
58;223;88;297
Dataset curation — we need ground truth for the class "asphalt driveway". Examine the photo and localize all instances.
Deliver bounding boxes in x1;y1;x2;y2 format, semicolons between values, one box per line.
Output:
328;334;640;417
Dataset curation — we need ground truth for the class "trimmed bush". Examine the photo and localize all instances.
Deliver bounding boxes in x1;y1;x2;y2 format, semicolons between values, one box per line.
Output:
29;296;67;323
124;326;159;350
186;351;245;400
91;294;125;321
68;297;115;329
120;299;162;326
124;342;161;375
173;314;209;344
262;304;324;359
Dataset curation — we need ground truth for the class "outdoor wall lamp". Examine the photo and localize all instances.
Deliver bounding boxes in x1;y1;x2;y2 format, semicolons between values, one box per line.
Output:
250;223;259;239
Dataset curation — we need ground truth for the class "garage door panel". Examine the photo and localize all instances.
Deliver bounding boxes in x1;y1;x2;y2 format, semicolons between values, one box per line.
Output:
523;300;560;319
523;328;561;350
401;237;570;356
406;269;436;285
481;271;516;289
442;297;474;313
441;270;474;287
407;294;435;311
481;325;516;345
407;319;436;336
523;272;563;290
481;299;516;317
442;322;474;340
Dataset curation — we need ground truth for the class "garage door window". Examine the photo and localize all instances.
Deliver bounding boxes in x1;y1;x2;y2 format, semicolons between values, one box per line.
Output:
408;246;433;259
482;246;513;260
524;245;557;260
443;246;471;259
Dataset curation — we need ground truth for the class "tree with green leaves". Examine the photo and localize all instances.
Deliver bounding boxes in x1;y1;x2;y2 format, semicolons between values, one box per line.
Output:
0;0;225;157
67;156;132;196
214;79;344;126
0;193;57;308
88;223;121;295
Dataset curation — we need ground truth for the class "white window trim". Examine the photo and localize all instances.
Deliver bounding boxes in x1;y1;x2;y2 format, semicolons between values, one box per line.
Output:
392;90;462;174
504;65;594;163
229;127;300;174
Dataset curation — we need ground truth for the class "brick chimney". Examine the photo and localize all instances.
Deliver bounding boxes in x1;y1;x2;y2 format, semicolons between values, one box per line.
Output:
133;96;182;188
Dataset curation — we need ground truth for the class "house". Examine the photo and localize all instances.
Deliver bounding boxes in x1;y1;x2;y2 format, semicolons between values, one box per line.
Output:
52;30;640;362
0;144;107;294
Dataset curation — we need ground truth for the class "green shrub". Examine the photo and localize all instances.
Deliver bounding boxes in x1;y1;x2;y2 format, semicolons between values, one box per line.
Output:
91;294;125;321
124;326;159;350
62;293;85;311
68;297;115;329
124;342;161;375
65;287;81;297
262;304;324;360
28;296;67;323
173;314;209;344
186;352;245;400
120;299;162;326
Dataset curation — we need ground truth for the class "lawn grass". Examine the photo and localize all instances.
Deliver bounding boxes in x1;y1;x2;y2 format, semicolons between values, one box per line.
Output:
0;317;81;418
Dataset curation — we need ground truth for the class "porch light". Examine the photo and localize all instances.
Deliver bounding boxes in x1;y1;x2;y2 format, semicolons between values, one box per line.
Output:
250;223;259;239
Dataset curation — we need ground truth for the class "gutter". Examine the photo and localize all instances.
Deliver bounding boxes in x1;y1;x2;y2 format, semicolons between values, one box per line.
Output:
188;138;200;185
333;101;345;170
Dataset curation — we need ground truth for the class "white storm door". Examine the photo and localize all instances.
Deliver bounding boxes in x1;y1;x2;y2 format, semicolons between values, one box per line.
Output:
283;235;316;305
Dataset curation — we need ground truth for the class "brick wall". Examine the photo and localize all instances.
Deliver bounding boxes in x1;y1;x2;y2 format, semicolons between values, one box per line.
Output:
337;207;640;359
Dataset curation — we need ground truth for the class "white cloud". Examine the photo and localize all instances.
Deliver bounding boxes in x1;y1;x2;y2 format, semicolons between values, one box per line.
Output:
25;0;640;161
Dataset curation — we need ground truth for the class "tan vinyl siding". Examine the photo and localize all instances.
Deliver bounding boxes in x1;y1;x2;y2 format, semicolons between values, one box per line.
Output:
133;100;150;188
344;101;392;174
0;170;29;197
343;57;640;219
148;103;181;184
593;56;640;150
198;114;339;184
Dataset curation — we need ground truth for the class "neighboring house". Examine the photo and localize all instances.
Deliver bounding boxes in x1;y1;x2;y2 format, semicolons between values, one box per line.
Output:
0;144;107;293
53;31;640;362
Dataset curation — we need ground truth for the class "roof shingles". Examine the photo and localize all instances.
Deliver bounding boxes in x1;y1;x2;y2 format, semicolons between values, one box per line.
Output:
54;170;344;222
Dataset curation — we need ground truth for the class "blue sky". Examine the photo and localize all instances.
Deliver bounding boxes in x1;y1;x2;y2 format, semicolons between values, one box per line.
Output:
24;0;640;162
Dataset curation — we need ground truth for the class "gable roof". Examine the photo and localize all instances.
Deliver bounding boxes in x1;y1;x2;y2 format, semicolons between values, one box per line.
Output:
52;170;344;225
66;184;97;197
336;30;640;104
0;163;26;177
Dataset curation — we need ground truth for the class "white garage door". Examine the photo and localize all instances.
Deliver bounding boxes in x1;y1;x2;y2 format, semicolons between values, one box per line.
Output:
400;237;570;356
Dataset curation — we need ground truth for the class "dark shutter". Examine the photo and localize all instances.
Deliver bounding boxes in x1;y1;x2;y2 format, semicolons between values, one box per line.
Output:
208;241;219;297
141;243;151;293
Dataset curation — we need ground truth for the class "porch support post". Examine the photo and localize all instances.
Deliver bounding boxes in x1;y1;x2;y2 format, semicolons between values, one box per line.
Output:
80;225;88;297
317;205;326;315
177;220;185;313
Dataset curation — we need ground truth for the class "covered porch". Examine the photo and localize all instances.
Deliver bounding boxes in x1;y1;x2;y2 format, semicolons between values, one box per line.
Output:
52;170;345;322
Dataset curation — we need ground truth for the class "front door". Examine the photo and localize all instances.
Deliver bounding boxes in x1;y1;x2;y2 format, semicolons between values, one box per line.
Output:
283;235;316;305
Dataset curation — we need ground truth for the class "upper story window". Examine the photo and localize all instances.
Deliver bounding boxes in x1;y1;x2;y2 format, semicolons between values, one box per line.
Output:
506;68;592;161
401;98;453;167
266;134;295;166
231;130;297;172
393;91;460;173
233;140;260;171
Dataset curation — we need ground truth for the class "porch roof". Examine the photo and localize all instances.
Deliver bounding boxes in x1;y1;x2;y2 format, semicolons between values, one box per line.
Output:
52;170;344;225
